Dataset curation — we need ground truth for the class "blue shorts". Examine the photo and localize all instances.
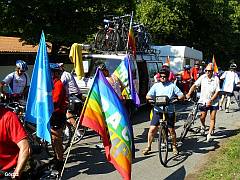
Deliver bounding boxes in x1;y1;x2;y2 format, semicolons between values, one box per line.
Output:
150;107;175;128
199;105;219;112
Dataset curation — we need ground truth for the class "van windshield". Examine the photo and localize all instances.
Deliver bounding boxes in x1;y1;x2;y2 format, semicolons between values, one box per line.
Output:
85;57;122;77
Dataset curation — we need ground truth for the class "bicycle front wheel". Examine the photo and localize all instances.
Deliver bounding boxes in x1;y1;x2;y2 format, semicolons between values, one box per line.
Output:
72;118;87;145
158;125;168;166
179;114;193;142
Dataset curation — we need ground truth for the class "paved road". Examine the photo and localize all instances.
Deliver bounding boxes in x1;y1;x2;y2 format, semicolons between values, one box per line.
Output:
60;101;240;180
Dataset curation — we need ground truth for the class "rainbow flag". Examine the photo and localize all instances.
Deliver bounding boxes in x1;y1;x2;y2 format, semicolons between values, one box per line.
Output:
79;69;133;180
212;54;218;74
127;14;136;58
113;55;140;106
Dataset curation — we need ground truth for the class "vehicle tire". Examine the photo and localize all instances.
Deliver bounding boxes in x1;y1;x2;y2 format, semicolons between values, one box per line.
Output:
46;122;73;157
158;125;168;166
179;114;193;142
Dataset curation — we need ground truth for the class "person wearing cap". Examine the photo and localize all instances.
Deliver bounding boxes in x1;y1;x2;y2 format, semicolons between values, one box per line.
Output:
219;63;240;112
0;60;30;99
190;62;200;81
177;65;192;94
186;63;220;142
154;63;176;83
49;63;68;172
142;68;184;156
58;63;84;138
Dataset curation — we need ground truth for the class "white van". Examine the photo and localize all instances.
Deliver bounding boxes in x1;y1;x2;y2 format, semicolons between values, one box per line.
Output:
75;51;163;104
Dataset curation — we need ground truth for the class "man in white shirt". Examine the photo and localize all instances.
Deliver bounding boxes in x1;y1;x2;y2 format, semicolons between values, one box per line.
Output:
219;63;240;112
186;63;220;142
0;60;30;99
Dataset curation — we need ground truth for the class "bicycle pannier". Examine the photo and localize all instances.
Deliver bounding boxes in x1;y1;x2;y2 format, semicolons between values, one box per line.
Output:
155;96;169;106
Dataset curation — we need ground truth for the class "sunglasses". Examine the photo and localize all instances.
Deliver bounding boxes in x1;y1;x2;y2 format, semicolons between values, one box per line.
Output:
206;70;213;72
160;75;167;78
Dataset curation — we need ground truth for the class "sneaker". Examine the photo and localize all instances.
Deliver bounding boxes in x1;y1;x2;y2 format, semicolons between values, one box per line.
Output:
225;108;229;113
219;106;223;111
172;146;178;155
200;126;205;136
206;134;212;142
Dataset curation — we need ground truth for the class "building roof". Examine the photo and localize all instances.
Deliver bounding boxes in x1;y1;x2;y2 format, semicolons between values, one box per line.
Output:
0;36;52;53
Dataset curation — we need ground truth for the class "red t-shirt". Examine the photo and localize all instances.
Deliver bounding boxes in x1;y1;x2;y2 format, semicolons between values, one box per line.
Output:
52;78;68;114
191;67;200;81
181;70;191;81
0;108;27;171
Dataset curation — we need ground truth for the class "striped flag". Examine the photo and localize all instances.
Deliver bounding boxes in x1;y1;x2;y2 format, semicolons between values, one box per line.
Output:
127;13;136;58
79;69;133;180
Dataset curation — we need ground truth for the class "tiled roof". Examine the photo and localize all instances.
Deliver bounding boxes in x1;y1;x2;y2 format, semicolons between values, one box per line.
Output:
0;36;52;53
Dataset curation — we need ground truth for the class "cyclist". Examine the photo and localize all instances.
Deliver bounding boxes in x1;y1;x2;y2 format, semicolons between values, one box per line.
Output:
0;103;30;179
177;65;191;94
219;63;240;112
58;63;83;138
142;68;184;155
154;63;176;83
49;63;68;172
0;60;30;100
186;63;220;142
190;62;200;82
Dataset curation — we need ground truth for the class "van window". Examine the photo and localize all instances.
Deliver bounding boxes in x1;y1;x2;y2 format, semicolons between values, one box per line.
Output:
146;62;158;78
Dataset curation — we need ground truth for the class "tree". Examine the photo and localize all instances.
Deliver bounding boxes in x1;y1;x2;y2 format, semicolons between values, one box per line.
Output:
0;0;135;57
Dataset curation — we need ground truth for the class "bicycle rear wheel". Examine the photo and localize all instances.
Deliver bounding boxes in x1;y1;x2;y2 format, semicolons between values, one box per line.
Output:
94;29;105;50
72;117;87;145
158;125;168;166
179;114;193;142
46;122;73;157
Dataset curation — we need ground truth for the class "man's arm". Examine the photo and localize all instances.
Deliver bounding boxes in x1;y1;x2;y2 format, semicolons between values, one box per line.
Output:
186;84;197;99
13;138;30;178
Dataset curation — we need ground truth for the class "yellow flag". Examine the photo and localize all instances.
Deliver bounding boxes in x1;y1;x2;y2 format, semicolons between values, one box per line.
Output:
212;54;218;73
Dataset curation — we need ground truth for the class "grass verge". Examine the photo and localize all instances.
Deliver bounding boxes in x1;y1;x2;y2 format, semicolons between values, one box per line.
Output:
198;129;240;180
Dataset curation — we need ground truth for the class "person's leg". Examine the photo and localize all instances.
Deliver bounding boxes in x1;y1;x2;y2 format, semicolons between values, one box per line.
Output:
147;126;158;149
225;95;231;112
219;94;225;110
208;110;217;135
51;128;64;161
200;110;207;135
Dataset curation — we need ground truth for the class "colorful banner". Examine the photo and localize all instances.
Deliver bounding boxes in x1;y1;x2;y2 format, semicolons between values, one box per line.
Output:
79;69;133;180
25;31;53;143
113;55;140;106
127;13;136;58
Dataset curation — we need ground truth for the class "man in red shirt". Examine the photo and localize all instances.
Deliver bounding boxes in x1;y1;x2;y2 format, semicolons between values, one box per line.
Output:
191;62;200;82
0;106;30;179
49;63;68;172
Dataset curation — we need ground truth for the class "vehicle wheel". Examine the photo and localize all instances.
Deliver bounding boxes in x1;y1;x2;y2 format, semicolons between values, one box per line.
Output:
179;114;193;142
158;126;168;166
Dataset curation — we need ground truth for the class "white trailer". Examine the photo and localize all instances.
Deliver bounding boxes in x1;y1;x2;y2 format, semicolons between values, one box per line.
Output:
151;45;203;73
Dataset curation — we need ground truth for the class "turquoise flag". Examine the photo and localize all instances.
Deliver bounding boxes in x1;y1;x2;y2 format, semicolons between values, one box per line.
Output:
25;31;53;143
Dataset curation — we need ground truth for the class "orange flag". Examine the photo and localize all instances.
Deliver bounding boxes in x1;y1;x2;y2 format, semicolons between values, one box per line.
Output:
166;56;170;66
212;54;218;73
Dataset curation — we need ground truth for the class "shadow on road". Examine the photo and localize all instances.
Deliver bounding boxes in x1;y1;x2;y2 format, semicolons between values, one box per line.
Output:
165;165;186;180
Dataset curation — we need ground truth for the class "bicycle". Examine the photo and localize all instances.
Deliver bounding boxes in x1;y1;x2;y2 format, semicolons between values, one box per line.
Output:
179;99;201;142
149;95;177;166
94;14;130;51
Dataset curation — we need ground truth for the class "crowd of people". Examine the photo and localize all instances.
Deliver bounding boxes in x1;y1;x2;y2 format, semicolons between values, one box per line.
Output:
0;58;239;179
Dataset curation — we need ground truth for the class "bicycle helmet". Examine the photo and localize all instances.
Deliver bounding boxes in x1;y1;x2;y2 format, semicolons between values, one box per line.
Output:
159;68;170;78
16;60;28;71
183;65;191;70
230;63;237;69
49;63;61;71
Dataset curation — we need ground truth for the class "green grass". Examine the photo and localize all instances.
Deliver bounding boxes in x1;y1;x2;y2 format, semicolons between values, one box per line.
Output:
198;130;240;180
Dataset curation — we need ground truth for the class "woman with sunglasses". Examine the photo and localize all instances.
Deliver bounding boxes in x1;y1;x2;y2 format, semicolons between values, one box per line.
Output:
186;63;220;142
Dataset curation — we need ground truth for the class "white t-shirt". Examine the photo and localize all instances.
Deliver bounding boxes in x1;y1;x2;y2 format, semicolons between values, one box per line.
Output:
61;71;81;96
2;72;30;94
220;71;239;93
194;74;220;106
